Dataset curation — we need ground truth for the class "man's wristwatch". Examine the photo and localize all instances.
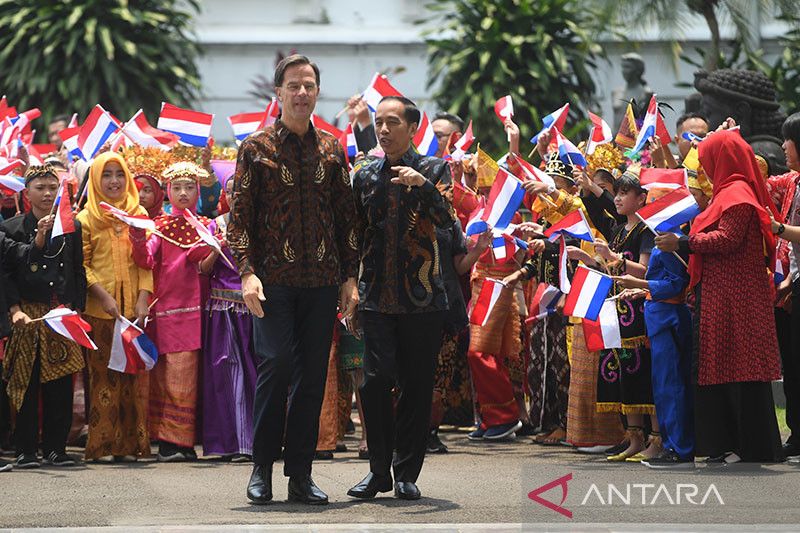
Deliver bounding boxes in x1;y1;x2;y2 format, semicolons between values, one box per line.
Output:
777;223;786;235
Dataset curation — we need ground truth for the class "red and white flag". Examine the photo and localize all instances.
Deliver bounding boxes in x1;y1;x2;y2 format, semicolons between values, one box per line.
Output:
450;120;475;160
311;114;343;138
586;112;613;155
638;168;688;191
51;180;75;238
470;278;506;326
582;299;622;351
259;97;280;128
494;95;514;122
42;306;98;350
120;109;179;150
362;73;404;111
99;201;156;231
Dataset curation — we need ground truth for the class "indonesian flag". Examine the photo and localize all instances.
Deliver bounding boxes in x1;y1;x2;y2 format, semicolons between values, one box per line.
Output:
582;299;622;351
586;112;613;155
99;201;156;231
562;266;613;321
258;97;280;128
450;120;475;160
51;180;76;238
311;114;343;138
494;95;514;122
636;186;701;233
544;209;594;243
639;168;688;191
470;278;506;326
120;109;179;150
42;307;98;350
362;73;404;112
109;316;158;374
157;102;214;147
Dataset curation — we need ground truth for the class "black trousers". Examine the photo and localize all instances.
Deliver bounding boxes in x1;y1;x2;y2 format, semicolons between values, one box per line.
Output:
251;285;338;477
786;282;800;446
14;357;73;456
360;311;444;482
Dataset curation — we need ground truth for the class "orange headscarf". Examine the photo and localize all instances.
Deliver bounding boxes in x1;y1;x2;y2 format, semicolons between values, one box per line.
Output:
84;152;141;229
688;130;781;287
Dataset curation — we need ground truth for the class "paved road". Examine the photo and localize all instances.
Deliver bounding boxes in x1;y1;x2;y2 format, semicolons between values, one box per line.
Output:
1;428;799;531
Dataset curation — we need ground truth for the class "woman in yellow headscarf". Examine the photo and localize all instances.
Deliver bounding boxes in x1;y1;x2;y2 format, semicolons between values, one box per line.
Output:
76;151;153;461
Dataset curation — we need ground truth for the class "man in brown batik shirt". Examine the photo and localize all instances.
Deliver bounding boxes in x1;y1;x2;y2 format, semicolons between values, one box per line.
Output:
227;54;361;506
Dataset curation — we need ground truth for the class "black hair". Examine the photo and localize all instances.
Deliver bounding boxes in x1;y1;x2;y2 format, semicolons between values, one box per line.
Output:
379;95;421;126
675;112;709;132
781;112;800;147
49;114;70;126
274;54;320;87
593;168;615;184
614;173;645;195
432;112;464;132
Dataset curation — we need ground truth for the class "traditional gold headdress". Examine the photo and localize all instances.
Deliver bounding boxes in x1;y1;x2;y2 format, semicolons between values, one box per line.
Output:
161;161;209;184
23;164;58;185
121;146;180;186
585;143;625;178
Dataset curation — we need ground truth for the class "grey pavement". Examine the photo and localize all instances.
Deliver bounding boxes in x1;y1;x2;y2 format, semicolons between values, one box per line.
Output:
1;428;799;532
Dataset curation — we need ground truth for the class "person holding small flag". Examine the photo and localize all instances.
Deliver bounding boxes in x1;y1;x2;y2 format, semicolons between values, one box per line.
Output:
76;152;153;462
1;164;79;469
130;161;214;463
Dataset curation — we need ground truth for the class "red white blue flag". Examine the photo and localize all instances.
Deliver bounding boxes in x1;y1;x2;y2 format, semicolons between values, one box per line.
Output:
78;105;119;159
530;103;569;145
526;283;562;323
482;167;525;233
492;232;528;263
637;186;700;232
109;316;158;374
511;153;556;190
413;112;438;157
544;209;594;242
157;103;214;147
339;123;358;159
470;278;506;326
556;130;587;167
562;266;613;321
228;111;266;143
631;95;660;155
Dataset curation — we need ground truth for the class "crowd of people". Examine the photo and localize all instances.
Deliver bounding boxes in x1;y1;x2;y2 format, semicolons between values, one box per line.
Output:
0;54;798;505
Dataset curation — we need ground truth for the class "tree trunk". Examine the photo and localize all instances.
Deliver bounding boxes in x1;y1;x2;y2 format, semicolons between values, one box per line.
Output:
700;2;721;71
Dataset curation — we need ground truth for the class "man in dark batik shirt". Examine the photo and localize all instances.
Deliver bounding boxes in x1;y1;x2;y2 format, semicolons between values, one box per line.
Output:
347;96;455;501
227;54;360;506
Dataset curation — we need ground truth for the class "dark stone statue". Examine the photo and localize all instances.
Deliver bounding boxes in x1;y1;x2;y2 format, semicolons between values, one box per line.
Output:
612;53;654;129
690;68;788;174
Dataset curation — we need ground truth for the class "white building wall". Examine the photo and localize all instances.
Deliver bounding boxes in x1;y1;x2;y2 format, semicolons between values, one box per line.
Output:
192;0;789;143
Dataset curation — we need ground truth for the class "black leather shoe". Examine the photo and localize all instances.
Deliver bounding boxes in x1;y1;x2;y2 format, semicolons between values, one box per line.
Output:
394;481;421;500
246;464;272;504
288;475;329;505
783;441;800;458
347;472;393;499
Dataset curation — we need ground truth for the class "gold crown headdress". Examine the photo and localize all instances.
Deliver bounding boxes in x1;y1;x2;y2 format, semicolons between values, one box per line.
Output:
122;146;181;186
161;161;209;184
585;143;624;178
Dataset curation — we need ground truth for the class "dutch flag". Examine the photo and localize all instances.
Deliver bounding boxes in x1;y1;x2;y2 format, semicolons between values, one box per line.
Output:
544;209;594;243
109;316;158;374
339;123;358;159
631;95;659;155
491;232;528;263
78;105;119;160
530;103;570;145
525;283;562;324
636;186;701;233
228;111;266;143
562;266;613;321
465;205;487;236
157;103;214;147
413;112;438;157
481;167;525;233
556;130;587;168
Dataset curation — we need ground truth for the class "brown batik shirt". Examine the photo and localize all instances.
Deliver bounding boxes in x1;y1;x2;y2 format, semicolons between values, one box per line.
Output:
352;148;455;314
227;120;361;287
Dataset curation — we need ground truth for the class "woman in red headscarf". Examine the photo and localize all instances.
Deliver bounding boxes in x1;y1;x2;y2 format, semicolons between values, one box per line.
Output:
656;129;783;464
